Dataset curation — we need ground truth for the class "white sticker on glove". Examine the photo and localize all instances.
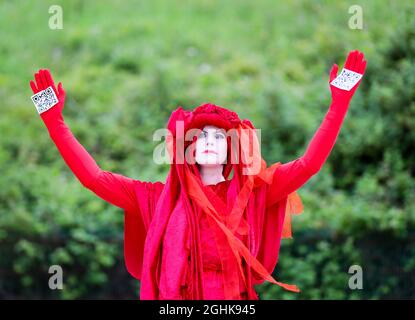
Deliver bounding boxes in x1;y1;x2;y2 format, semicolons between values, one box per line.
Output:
330;68;363;91
31;86;59;114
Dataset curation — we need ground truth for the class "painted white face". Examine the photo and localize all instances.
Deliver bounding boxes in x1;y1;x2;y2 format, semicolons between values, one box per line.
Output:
195;125;228;166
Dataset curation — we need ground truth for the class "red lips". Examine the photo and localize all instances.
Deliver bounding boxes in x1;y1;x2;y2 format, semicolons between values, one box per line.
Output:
203;150;217;154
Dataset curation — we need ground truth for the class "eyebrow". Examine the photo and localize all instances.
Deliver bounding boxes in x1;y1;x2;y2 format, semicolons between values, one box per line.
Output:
202;129;226;135
201;129;226;136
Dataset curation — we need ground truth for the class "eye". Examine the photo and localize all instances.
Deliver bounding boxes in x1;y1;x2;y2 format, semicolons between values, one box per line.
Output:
198;131;207;138
215;133;225;139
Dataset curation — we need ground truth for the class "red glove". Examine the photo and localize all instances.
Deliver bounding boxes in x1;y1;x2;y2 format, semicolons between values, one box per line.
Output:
329;50;367;106
268;50;368;205
30;69;66;127
29;69;141;210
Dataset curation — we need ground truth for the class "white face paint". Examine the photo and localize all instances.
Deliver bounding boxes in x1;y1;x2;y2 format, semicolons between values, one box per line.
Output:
195;125;228;166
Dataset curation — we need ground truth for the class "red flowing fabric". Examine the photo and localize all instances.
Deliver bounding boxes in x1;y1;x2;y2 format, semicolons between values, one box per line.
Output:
185;167;301;294
133;101;354;299
40;101;353;299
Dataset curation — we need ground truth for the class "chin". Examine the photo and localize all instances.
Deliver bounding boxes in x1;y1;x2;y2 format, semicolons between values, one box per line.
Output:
198;162;219;167
196;154;227;166
196;159;219;166
197;159;224;166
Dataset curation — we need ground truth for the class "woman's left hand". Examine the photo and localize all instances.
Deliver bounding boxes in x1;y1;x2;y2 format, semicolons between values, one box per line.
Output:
329;50;367;104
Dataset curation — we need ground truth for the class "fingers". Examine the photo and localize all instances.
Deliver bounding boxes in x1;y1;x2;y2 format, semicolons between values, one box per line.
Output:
359;59;367;74
40;69;49;89
34;71;44;90
357;51;363;63
39;69;48;89
353;51;366;74
356;51;366;74
344;51;354;69
350;50;358;70
354;52;363;71
329;63;338;82
32;69;61;94
44;69;57;93
57;82;65;96
29;80;38;94
344;50;366;74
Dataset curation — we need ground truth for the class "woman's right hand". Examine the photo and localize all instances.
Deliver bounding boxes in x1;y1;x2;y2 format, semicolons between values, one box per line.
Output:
30;69;66;123
328;50;367;106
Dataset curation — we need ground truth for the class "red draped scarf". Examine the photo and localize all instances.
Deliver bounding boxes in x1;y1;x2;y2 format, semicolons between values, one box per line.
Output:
129;104;303;299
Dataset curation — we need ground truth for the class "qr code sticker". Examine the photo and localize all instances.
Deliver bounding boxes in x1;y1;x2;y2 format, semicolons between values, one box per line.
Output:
31;86;59;114
330;68;363;91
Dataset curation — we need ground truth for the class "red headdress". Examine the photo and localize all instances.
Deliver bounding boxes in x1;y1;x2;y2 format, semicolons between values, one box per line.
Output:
128;103;303;299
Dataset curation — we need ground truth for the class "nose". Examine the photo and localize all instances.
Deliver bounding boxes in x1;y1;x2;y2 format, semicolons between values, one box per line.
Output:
206;133;215;146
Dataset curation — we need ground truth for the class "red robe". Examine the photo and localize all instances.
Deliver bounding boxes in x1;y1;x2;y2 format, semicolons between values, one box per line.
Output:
44;99;349;299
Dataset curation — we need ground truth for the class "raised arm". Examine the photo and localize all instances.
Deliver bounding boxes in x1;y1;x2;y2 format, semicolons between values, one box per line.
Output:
267;50;367;206
30;69;138;212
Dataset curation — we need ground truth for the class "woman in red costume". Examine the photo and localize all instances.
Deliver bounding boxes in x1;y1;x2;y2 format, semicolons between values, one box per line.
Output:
29;51;366;300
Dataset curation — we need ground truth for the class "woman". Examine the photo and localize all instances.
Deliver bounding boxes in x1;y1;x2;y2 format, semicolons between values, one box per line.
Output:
29;50;366;300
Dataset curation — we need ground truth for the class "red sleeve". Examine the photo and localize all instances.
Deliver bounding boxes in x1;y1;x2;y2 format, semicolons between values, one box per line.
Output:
267;99;349;206
45;116;139;212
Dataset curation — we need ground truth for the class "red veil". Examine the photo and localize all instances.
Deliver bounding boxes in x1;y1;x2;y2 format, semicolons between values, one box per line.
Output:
124;103;303;299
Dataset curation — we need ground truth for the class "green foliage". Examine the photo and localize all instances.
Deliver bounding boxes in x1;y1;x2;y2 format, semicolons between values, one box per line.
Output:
0;0;414;299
